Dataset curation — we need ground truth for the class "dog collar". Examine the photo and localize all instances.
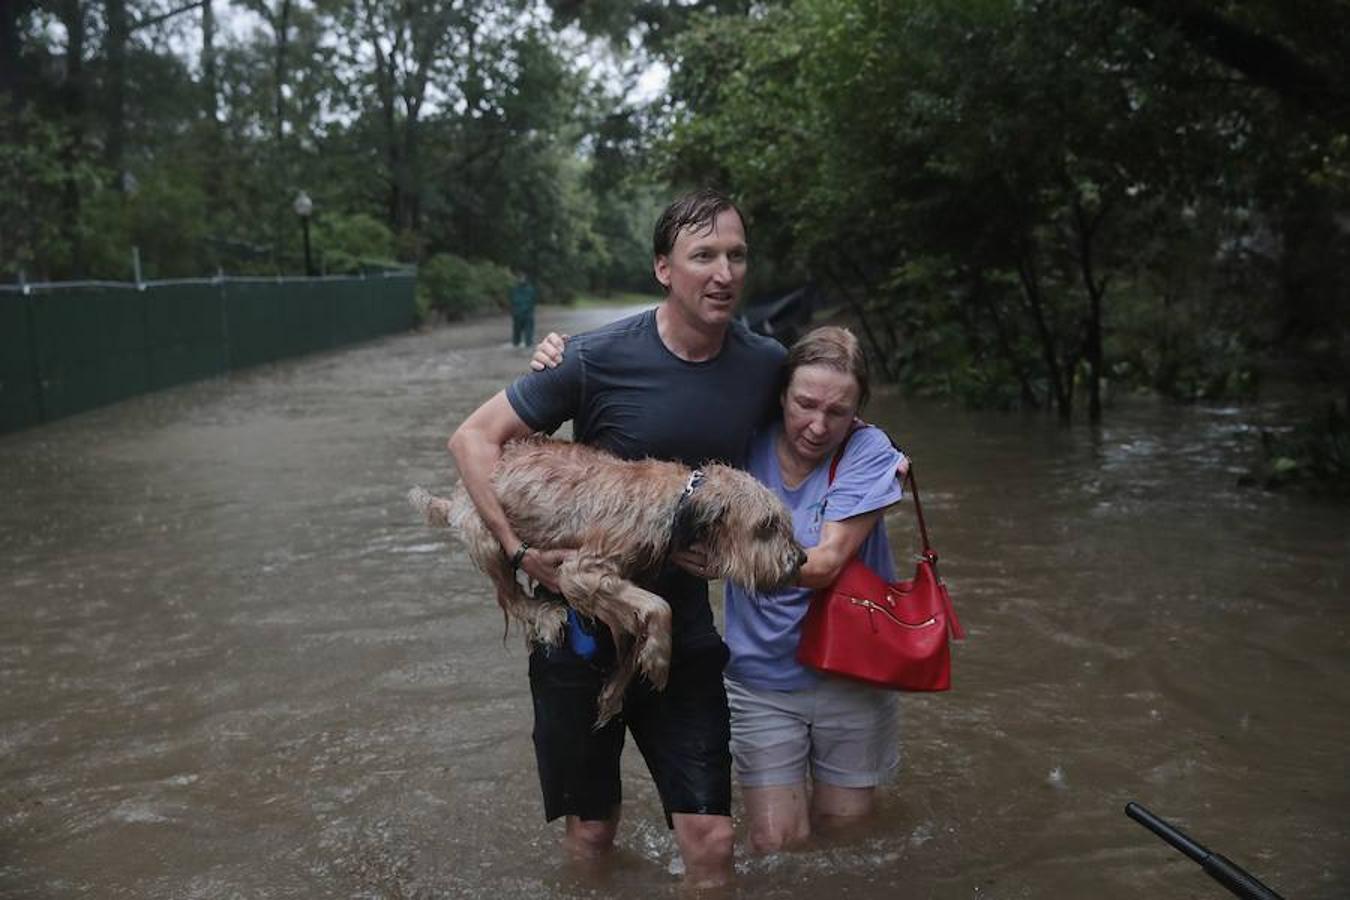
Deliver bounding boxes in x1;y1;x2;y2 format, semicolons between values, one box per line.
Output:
680;469;705;501
670;469;706;550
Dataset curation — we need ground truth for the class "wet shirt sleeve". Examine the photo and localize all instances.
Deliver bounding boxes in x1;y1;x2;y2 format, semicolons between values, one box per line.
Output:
504;342;583;434
822;426;904;522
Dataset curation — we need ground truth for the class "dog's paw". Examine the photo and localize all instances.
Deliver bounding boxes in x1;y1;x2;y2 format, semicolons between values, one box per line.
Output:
407;486;453;527
594;682;625;729
636;638;671;692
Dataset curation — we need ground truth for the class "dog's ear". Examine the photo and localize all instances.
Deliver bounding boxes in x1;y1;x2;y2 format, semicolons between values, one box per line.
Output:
671;489;728;550
691;494;729;538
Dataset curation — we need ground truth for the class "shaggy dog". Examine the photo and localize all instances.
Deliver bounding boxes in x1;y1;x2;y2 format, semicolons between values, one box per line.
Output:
410;436;806;724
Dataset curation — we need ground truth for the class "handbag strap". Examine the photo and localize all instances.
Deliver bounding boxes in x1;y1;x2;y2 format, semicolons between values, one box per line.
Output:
827;423;935;560
827;424;964;641
904;465;936;560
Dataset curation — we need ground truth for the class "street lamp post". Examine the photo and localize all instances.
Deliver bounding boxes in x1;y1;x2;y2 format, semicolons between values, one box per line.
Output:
293;190;314;277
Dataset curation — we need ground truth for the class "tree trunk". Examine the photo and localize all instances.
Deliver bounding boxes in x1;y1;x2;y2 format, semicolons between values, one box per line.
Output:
0;0;29;113
1153;290;1177;394
1085;282;1103;424
273;0;291;146
402;115;420;233
824;264;895;380
379;64;400;229
58;0;87;277
270;0;292;265
1016;241;1072;421
1120;0;1344;116
201;0;217;125
361;0;400;231
105;0;128;182
840;251;903;365
1073;198;1108;425
969;273;1041;408
200;0;222;227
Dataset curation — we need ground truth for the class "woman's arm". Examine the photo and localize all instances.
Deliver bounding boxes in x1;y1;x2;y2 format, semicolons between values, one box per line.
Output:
529;332;568;370
797;509;886;589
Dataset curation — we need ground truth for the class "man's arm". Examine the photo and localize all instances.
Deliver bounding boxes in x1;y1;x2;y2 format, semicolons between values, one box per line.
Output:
447;391;569;591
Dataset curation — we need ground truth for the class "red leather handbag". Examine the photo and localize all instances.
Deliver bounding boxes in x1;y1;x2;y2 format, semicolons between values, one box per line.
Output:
797;431;965;691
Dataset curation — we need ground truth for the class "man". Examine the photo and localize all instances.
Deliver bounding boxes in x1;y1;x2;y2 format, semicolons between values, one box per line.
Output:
447;189;784;887
509;272;537;348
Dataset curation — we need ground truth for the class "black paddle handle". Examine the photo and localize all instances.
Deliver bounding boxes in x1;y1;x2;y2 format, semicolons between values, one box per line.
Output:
1125;802;1285;900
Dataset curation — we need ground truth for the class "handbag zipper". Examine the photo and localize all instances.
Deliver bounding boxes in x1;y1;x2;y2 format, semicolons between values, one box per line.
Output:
846;596;937;629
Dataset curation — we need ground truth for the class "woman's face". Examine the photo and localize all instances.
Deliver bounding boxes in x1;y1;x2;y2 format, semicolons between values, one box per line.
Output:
780;364;861;467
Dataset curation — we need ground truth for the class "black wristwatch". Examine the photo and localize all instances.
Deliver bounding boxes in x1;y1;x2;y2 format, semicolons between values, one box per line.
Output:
508;542;531;572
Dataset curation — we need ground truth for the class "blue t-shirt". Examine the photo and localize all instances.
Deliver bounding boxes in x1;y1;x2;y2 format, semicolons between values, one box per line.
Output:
724;423;905;690
506;308;786;651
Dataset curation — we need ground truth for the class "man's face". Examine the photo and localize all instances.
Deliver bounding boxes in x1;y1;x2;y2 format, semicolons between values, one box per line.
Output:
654;208;748;331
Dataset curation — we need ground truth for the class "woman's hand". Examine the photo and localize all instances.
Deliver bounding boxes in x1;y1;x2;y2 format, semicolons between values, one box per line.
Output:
670;543;713;580
529;332;568;371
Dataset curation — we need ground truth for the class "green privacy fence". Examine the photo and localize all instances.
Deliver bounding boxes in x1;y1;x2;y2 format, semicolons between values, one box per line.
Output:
0;273;415;434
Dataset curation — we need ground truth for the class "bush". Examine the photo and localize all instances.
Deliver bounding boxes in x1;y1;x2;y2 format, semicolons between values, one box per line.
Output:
314;213;398;274
417;253;514;321
1243;402;1350;493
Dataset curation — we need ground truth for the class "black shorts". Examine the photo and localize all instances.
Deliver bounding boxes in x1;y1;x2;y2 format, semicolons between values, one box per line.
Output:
527;635;732;828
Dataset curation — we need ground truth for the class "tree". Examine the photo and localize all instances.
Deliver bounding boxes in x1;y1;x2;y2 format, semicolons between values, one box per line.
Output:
328;0;468;236
658;0;1348;425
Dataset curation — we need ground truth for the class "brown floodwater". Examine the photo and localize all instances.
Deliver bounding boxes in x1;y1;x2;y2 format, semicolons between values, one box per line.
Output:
1;304;1346;899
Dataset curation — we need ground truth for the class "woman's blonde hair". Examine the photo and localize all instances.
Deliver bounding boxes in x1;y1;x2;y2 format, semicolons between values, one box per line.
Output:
782;326;870;411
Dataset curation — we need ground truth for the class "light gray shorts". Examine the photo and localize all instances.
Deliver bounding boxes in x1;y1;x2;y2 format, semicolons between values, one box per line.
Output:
725;675;901;789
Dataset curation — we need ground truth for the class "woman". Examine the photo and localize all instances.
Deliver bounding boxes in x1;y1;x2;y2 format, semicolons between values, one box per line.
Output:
720;325;907;853
530;324;907;853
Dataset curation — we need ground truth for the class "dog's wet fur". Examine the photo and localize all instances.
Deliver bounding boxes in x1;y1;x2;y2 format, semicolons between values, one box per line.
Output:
411;436;806;725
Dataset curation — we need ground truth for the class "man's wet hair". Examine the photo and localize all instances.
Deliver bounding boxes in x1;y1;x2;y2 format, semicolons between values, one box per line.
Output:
652;188;747;259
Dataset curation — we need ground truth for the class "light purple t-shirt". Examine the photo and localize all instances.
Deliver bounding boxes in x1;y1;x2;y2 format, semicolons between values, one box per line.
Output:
724;423;905;691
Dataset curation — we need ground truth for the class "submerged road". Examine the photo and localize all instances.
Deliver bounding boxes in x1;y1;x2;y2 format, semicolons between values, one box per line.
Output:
2;304;1347;898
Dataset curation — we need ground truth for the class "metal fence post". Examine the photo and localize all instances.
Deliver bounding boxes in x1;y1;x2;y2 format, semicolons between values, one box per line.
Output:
26;286;46;425
132;247;144;291
217;268;231;373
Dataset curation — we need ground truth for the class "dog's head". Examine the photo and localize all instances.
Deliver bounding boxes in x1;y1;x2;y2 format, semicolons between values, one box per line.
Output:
693;465;806;591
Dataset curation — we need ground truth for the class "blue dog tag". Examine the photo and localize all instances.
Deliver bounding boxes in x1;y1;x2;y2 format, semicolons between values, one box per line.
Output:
567;609;598;660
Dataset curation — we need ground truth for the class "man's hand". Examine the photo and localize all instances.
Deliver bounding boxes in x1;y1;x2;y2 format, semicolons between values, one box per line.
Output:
670;543;712;580
519;547;575;593
529;332;568;371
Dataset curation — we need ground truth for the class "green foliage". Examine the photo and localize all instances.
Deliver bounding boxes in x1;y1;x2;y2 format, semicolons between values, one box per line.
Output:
82;168;211;279
659;0;1349;436
313;213;397;275
2;0;654;296
0;106;103;280
7;0;1348;491
416;253;514;322
1245;403;1350;494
